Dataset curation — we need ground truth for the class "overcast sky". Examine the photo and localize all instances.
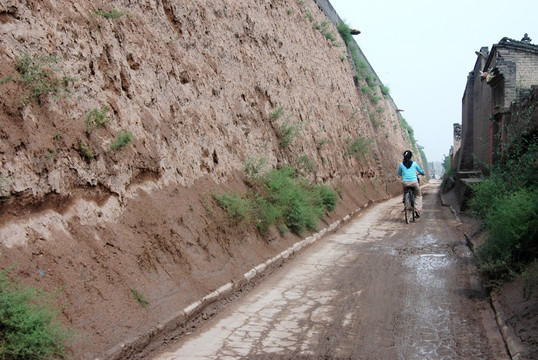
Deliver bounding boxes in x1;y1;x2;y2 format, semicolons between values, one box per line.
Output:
328;0;538;163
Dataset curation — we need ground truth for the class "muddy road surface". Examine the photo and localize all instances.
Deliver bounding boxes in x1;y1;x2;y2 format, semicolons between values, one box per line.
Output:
150;184;509;360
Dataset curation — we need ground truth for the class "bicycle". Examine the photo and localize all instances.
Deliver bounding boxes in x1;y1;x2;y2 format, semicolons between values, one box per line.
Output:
403;174;423;224
403;186;416;224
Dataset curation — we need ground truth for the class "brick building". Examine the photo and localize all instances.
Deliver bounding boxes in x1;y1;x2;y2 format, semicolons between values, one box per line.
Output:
454;34;538;173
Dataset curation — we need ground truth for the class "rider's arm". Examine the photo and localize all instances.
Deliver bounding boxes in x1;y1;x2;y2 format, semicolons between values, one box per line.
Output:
415;163;425;176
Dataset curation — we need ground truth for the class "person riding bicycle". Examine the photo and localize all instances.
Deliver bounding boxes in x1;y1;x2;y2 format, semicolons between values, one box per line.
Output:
398;150;425;217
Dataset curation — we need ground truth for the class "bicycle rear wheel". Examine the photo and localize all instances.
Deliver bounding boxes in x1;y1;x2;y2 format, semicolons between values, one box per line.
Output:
404;192;413;224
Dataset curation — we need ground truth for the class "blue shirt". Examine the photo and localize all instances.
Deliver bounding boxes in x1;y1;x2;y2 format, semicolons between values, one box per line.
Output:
398;161;425;181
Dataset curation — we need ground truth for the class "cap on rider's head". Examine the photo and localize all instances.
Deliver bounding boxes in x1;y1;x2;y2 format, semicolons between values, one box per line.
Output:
403;150;412;159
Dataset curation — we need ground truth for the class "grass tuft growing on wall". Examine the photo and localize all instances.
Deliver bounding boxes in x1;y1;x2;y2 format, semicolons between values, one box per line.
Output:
1;52;75;105
269;107;285;122
278;118;302;148
346;137;373;158
93;8;129;19
336;21;353;45
85;106;111;131
129;287;149;308
107;130;133;153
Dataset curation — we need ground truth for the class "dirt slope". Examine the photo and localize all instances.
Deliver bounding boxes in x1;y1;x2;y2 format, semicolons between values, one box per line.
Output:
0;0;413;358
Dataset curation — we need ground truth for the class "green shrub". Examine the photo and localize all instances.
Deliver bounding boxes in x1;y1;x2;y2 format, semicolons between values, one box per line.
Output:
107;130;133;152
442;154;453;176
85;106;111;131
476;188;538;287
0;269;71;359
1;52;75;105
503;132;538;189
215;167;338;235
468;130;538;288
468;174;508;219
263;167;324;234
253;195;283;233
316;184;338;211
213;193;253;221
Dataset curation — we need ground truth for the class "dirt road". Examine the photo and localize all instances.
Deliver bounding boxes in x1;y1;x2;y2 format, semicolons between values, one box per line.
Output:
150;183;509;359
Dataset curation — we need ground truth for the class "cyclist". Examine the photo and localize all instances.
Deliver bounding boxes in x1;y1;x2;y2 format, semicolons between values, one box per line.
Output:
398;150;425;217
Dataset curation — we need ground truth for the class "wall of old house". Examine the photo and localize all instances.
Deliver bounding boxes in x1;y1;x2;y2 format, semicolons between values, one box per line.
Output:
456;37;538;173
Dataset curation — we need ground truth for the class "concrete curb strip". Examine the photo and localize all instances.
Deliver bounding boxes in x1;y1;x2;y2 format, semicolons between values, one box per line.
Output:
183;301;201;317
280;249;291;259
254;263;267;274
101;202;368;360
216;283;233;296
491;293;527;360
244;268;257;281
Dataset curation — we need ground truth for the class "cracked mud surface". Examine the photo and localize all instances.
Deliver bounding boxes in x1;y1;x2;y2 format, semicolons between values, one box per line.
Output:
148;184;510;360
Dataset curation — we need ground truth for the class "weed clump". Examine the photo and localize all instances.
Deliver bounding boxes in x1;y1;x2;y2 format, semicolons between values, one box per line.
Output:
244;155;268;180
278;119;302;148
93;8;129;19
1;52;75;105
85;106;111;131
268;107;284;122
79;141;95;159
107;130;133;153
129;287;149;308
346;137;372;157
313;21;339;46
